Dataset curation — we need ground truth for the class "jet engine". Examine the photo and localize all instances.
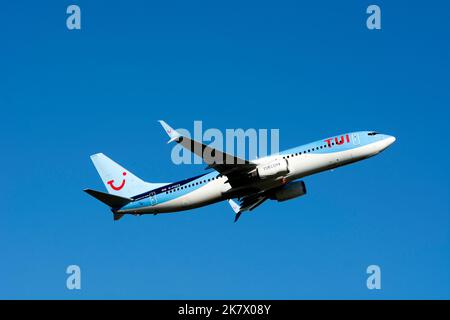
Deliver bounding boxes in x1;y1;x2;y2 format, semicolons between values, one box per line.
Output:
256;159;289;179
271;181;307;201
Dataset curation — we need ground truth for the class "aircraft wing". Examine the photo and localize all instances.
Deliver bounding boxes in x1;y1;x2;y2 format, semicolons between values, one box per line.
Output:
238;194;268;213
227;194;269;222
159;120;257;186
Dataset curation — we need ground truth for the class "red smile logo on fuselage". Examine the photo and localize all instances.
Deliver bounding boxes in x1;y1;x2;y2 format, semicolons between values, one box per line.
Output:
107;172;127;191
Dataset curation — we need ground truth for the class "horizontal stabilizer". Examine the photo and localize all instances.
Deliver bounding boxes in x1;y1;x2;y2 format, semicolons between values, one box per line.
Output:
84;189;132;208
113;213;125;221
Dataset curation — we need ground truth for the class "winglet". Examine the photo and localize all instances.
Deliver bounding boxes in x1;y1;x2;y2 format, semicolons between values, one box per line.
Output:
158;120;182;143
228;199;241;213
228;199;243;223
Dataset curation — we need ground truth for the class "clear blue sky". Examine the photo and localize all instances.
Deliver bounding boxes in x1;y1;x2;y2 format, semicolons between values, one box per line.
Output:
1;1;449;299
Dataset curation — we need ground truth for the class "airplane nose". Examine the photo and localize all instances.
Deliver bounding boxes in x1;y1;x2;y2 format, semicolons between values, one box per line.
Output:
386;135;396;146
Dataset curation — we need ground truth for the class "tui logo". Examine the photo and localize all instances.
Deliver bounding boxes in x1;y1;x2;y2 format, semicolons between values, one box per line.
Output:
324;134;350;147
107;172;127;191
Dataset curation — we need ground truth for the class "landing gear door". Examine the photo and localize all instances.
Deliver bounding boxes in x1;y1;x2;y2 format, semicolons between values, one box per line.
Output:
352;133;360;146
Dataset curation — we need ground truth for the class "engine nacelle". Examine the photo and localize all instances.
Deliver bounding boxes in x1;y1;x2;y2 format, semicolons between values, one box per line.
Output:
256;159;289;179
271;181;307;202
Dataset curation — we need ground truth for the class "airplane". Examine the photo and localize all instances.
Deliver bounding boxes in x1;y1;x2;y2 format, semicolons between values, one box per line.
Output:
84;121;396;222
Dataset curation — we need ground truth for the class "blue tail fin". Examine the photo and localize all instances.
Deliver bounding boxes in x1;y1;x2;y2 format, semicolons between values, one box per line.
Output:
89;153;167;197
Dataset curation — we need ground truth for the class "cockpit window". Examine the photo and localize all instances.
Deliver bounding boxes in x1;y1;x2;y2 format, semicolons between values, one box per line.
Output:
368;132;379;136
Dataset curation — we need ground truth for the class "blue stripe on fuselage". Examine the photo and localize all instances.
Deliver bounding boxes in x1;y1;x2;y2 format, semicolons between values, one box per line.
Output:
131;173;209;200
122;171;221;210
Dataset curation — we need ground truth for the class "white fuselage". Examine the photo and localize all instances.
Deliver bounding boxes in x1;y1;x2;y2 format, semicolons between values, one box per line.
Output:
117;133;395;215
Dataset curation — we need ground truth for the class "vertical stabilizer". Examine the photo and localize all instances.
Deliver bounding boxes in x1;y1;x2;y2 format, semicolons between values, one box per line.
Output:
90;153;155;197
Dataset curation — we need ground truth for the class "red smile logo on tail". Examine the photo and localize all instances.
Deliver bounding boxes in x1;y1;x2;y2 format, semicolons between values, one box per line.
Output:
107;172;127;191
